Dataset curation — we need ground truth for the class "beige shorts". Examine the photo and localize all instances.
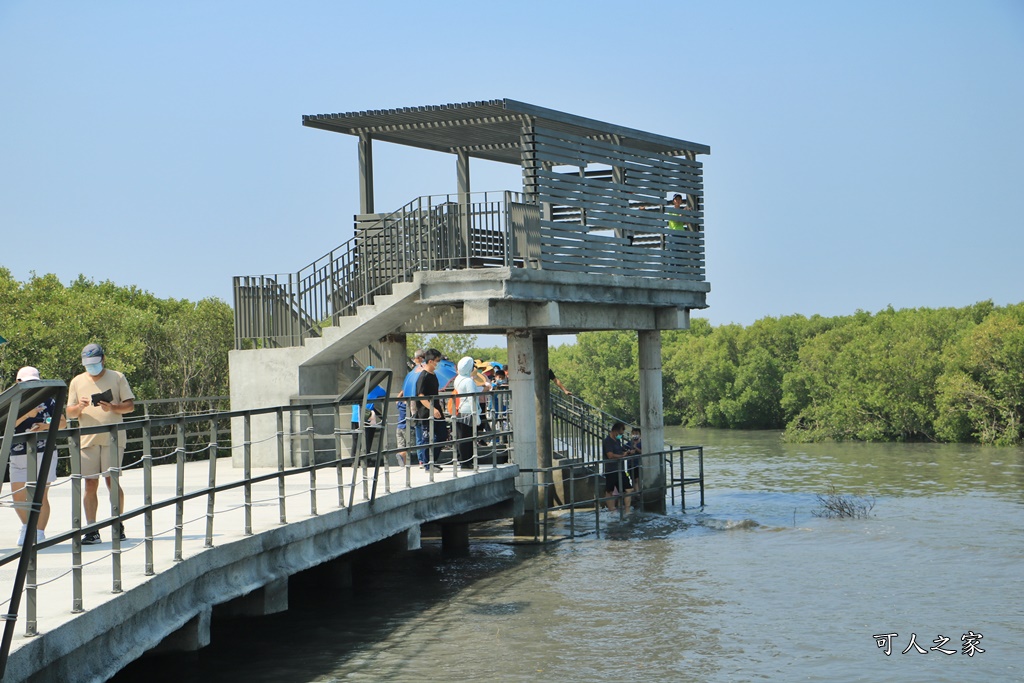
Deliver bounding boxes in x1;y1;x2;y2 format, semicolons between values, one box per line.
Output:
9;449;58;484
80;444;122;478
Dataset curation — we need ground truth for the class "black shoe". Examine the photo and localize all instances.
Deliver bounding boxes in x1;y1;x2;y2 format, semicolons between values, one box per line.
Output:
82;530;101;545
118;523;127;541
428;464;443;472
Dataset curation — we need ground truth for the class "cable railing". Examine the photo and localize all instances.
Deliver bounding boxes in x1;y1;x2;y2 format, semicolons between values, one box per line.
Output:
0;386;514;670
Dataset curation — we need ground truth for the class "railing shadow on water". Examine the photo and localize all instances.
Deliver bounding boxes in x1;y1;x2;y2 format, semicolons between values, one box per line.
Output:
519;445;705;543
0;389;515;665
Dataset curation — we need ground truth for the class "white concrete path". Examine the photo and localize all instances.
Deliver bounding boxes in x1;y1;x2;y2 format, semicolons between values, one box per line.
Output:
0;456;512;673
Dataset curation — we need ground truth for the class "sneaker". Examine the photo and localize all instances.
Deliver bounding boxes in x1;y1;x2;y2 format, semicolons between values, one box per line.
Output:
81;530;101;545
17;525;27;546
118;523;127;541
36;529;46;543
426;464;442;472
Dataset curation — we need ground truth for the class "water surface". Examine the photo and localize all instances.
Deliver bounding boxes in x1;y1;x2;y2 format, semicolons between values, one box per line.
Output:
115;428;1024;682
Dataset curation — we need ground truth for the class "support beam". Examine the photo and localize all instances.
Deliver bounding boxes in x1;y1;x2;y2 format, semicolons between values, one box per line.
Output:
457;150;471;267
441;522;470;552
380;334;408;460
638;330;666;514
533;333;553;480
508;329;539;535
212;578;289;619
456;150;471;201
358;133;374;214
149;607;211;654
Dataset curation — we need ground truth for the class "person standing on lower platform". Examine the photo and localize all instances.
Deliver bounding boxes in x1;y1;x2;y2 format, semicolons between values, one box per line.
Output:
66;343;135;545
602;421;633;512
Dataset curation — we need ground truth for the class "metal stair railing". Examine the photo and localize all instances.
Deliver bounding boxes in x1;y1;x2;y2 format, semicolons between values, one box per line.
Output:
233;190;526;349
550;390;632;465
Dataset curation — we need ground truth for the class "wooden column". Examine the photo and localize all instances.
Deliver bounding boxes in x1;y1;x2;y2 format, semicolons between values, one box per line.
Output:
358;132;374;215
457;150;471;266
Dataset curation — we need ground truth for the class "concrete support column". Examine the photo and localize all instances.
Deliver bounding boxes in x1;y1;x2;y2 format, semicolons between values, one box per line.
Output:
151;607;212;654
507;329;539;535
213;578;289;618
533;335;554;510
638;330;666;514
322;557;354;590
441;522;470;553
379;334;407;457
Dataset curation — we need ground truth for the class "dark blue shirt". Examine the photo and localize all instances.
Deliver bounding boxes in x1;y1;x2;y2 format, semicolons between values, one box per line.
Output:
11;397;56;455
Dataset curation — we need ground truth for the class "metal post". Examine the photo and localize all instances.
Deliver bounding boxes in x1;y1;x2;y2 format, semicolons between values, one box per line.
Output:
70;432;83;613
276;408;287;523
335;403;345;507
307;406;317;516
25;443;37;636
205;418;217;548
109;425;122;593
174;420;185;562
243;414;252;535
143;424;154;575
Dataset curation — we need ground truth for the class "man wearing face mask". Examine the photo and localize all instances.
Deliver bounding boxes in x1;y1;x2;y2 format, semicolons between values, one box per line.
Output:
65;343;135;545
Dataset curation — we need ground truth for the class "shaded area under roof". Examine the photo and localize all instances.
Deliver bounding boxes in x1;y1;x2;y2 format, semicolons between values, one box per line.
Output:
302;99;710;165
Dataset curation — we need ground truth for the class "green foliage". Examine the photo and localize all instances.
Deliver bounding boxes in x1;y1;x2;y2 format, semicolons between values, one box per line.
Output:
551;331;639;422
934;304;1024;445
0;269;233;402
466;345;508;366
552;302;1022;445
783;306;983;442
407;333;479;361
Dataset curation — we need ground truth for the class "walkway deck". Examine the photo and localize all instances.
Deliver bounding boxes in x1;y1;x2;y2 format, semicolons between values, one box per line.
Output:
1;458;518;682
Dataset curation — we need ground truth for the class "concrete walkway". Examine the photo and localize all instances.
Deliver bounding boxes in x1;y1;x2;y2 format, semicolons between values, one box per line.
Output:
1;457;518;682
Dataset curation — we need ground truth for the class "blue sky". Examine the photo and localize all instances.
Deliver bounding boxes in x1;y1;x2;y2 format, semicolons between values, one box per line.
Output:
1;1;1021;328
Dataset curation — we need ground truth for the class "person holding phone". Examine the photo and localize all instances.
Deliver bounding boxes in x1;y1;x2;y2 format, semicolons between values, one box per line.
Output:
65;343;135;545
9;366;67;545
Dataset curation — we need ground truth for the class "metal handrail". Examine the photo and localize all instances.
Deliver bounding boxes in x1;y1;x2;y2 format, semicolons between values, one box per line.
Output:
519;445;705;542
0;388;514;666
233;190;527;349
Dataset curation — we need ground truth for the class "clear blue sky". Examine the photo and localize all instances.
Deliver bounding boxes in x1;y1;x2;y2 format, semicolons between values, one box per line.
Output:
2;1;1021;327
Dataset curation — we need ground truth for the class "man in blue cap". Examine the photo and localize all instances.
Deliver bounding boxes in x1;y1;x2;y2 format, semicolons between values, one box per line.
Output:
66;343;135;544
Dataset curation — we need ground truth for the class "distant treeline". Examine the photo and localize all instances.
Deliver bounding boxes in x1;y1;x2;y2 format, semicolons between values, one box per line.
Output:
546;302;1024;446
0;270;233;404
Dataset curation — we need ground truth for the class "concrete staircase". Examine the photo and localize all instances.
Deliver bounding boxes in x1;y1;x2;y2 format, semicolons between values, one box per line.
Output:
298;281;421;367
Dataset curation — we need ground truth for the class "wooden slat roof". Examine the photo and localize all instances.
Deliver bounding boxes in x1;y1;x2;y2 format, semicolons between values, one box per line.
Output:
302;99;710;164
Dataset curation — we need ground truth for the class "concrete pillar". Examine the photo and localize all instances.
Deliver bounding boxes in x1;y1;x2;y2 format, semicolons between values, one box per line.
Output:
533;335;554;508
151;606;212;654
441;522;470;553
322;557;354;590
638;330;666;514
213;578;289;618
379;334;407;458
507;329;539;536
406;524;422;551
